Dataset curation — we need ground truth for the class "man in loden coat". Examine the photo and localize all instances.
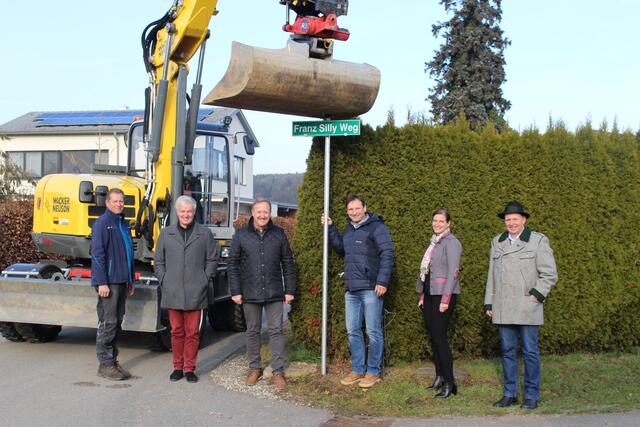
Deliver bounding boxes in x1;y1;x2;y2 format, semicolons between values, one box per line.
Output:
484;200;558;410
154;195;220;383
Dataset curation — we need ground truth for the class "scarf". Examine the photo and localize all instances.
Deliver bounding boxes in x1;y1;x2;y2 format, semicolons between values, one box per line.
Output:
419;228;450;281
351;213;370;229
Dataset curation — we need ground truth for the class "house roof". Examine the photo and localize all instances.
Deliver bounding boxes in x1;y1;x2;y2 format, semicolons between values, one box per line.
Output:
0;107;259;146
201;107;260;147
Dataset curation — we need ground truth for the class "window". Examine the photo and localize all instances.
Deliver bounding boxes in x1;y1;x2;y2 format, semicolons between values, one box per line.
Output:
234;156;246;185
43;152;61;176
6;150;108;177
7;152;24;169
128;124;147;177
25;152;43;178
95;151;109;165
192;135;228;182
62;151;96;174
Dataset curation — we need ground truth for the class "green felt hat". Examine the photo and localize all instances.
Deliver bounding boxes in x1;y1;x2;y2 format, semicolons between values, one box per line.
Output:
497;200;530;219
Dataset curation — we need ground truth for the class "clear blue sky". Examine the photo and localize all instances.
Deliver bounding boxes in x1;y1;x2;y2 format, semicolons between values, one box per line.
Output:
2;1;638;174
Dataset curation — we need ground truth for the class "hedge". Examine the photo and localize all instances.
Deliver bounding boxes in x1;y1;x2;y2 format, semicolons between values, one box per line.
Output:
0;201;51;271
290;120;640;360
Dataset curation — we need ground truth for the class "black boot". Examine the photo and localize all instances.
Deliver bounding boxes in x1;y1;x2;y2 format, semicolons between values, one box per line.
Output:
434;382;457;398
426;375;444;390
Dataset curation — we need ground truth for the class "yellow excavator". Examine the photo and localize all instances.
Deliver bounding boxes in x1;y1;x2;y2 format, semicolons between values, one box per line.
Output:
0;0;380;348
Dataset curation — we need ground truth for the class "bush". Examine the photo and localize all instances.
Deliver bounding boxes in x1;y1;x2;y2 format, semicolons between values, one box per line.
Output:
0;201;50;270
233;215;296;244
291;120;640;360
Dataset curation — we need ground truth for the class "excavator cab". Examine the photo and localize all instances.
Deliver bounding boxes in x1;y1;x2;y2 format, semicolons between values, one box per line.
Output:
128;120;240;243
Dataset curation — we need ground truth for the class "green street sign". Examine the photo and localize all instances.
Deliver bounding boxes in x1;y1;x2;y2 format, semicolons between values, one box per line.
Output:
292;119;361;137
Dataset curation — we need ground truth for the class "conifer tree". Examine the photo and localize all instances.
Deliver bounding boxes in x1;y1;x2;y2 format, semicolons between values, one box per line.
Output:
426;0;511;129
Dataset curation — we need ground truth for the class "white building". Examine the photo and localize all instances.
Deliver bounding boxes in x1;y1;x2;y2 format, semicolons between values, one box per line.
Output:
0;107;258;215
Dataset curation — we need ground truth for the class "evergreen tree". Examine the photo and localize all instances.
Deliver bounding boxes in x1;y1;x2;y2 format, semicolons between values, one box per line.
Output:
426;0;511;129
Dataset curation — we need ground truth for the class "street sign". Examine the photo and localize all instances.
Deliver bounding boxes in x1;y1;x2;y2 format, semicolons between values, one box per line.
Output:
292;119;361;137
290;117;362;376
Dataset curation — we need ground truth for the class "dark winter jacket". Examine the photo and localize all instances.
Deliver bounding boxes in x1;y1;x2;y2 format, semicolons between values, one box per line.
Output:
91;209;134;287
227;218;297;303
154;223;220;310
328;213;395;292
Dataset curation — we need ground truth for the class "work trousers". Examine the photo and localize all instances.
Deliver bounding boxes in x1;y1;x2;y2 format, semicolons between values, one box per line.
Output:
96;283;127;366
422;290;457;383
243;301;285;373
169;309;203;373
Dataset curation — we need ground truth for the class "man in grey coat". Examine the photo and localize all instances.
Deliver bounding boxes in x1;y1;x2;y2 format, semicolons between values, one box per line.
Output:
484;200;558;410
154;195;220;383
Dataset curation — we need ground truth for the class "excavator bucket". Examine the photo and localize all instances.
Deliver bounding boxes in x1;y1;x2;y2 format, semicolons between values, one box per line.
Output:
204;40;381;119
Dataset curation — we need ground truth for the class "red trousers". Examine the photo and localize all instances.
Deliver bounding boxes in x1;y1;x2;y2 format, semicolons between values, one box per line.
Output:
169;309;203;373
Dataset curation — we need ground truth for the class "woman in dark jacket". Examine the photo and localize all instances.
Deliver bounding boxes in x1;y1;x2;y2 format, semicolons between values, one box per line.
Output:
416;208;462;398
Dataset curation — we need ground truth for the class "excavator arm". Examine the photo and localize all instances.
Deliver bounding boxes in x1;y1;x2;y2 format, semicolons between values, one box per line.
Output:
138;0;380;250
137;0;219;249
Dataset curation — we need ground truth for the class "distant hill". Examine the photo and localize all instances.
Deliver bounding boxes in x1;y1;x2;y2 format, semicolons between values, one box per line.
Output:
253;173;302;205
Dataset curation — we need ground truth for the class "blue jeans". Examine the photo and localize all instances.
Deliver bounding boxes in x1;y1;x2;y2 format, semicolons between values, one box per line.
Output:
498;325;540;400
345;290;384;375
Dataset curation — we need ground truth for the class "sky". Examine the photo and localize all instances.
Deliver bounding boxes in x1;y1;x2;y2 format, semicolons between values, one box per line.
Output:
1;1;638;174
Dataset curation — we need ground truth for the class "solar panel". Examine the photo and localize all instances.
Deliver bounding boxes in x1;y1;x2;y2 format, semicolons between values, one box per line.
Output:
35;108;217;127
35;110;144;127
198;108;214;121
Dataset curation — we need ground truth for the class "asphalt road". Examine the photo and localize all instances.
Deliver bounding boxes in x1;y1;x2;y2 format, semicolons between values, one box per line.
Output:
1;327;638;427
0;326;331;427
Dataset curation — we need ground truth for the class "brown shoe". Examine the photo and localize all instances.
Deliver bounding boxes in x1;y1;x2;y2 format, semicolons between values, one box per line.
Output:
340;372;365;386
358;374;381;388
273;372;286;391
97;364;126;381
245;369;263;386
114;361;131;379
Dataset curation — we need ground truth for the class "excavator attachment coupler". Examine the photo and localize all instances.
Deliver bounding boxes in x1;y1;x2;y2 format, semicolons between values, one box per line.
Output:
0;278;163;332
204;40;381;119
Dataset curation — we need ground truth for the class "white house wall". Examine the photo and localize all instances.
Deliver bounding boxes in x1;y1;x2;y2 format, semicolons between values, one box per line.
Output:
1;133;127;166
226;118;254;203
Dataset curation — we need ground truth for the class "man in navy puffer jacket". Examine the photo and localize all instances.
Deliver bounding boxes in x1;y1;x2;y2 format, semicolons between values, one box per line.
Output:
323;194;394;388
91;188;135;381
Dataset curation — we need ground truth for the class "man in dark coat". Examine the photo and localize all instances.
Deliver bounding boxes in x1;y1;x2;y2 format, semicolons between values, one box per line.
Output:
91;188;135;381
228;199;297;391
154;195;220;383
322;194;395;388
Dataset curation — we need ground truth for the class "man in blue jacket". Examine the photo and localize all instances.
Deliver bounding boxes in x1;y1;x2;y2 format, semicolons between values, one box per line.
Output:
91;188;135;381
322;194;395;388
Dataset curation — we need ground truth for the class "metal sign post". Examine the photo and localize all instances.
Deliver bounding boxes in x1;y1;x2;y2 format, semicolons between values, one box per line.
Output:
292;119;361;375
321;134;330;376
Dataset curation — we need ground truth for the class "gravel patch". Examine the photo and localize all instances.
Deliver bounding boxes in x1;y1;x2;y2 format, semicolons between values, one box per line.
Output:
210;353;284;401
